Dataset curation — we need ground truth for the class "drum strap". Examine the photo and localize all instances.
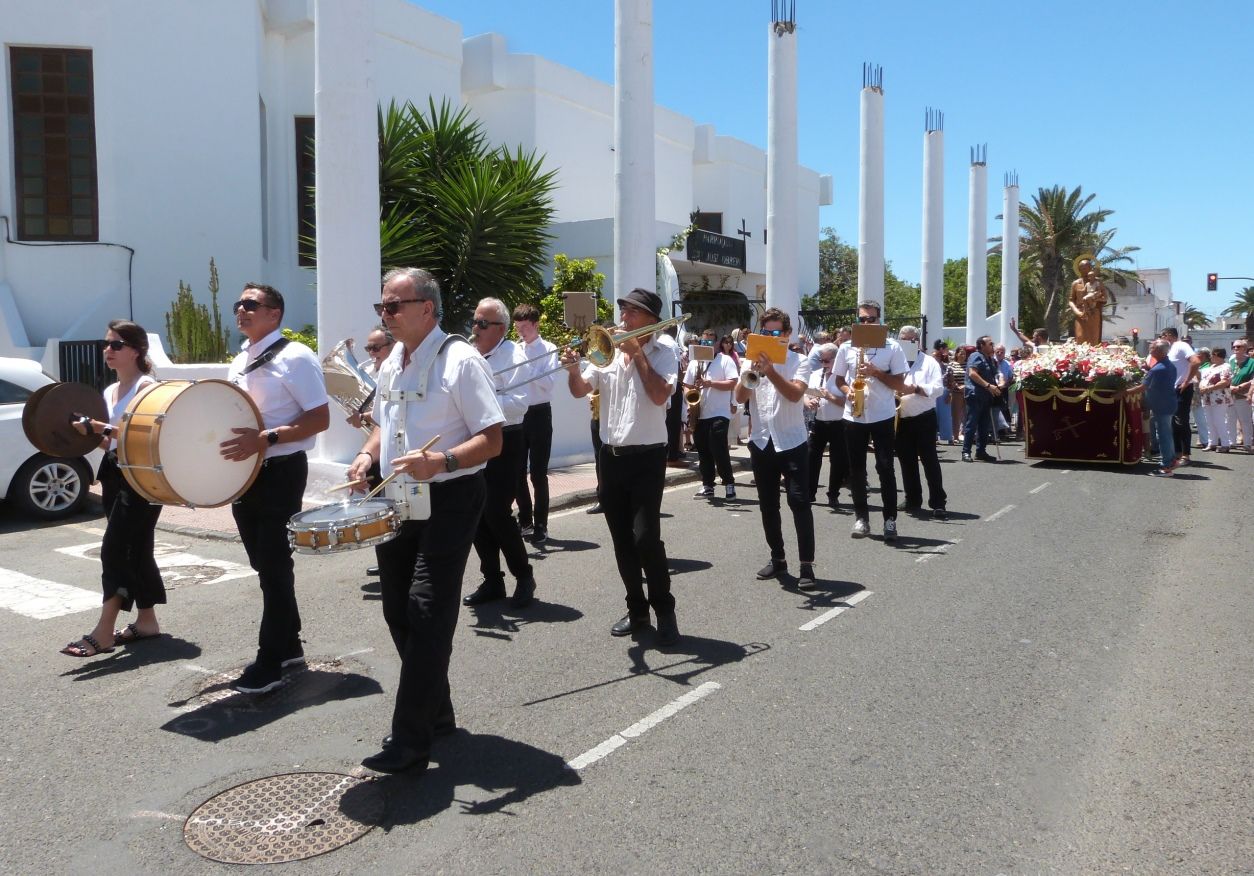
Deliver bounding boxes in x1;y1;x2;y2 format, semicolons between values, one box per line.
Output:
239;337;290;377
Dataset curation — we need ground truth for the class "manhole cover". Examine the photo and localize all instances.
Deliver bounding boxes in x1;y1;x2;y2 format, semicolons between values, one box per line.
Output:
162;565;226;588
179;658;362;712
184;771;384;864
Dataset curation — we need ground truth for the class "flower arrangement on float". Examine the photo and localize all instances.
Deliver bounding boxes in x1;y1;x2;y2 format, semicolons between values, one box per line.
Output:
1013;342;1144;392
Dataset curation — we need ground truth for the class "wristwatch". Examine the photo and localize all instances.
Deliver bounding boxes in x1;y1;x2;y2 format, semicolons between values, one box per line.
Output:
443;450;459;473
265;429;280;446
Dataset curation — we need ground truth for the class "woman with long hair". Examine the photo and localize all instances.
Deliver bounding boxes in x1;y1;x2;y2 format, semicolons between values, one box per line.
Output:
60;320;166;657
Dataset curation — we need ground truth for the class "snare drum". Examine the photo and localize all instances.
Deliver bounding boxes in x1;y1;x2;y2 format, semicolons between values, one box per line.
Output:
119;379;264;507
288;499;400;554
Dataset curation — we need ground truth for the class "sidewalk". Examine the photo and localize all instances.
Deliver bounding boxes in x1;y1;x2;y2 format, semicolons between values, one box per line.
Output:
89;444;756;543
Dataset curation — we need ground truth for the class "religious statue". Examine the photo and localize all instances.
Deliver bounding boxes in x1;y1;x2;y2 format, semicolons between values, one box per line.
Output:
1068;254;1108;344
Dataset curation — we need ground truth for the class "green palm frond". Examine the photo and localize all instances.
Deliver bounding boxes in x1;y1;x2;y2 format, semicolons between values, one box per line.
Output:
1221;286;1254;318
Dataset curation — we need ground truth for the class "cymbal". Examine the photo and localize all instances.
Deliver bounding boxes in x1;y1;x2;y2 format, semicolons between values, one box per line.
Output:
22;381;109;457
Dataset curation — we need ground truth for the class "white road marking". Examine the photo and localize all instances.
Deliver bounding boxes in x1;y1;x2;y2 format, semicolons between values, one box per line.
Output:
55;540;254;586
1029;482;1051;494
984;504;1017;523
566;681;721;771
1059;469;1072;475
916;537;963;564
335;647;374;660
130;810;183;822
0;570;100;619
798;590;873;631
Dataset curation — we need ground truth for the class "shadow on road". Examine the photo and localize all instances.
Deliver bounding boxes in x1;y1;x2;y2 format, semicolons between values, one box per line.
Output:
530;537;598;556
668;557;713;575
466;600;583;641
61;635;202;681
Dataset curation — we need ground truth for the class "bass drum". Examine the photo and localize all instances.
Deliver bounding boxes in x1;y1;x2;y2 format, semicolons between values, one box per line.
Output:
119;379;264;507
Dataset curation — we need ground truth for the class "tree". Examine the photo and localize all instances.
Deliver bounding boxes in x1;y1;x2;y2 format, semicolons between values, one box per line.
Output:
941;254;1003;328
803;228;921;329
1180;303;1209;330
1221;285;1254;339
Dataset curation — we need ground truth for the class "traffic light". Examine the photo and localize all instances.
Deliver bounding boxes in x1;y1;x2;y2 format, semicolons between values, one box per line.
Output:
1207;273;1218;292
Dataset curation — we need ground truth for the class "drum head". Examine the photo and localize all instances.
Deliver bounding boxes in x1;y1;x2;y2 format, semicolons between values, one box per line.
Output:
292;499;393;526
23;382;108;458
149;380;263;507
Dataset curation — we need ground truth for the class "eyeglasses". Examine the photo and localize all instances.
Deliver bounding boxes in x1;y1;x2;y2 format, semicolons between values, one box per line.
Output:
470;318;504;330
373;298;423;317
102;339;130;351
363;343;391;353
232;299;276;313
856;316;879;324
761;329;782;337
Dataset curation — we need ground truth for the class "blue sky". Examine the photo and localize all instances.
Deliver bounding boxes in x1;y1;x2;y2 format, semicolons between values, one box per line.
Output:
415;0;1254;317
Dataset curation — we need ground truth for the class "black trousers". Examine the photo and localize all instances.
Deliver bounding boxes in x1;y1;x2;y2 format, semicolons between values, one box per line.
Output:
845;417;898;521
1173;385;1194;458
896;409;947;511
666;385;684;460
599;445;673;617
749;439;814;564
807;418;848;502
473;426;533;585
98;452;165;611
231;451;307;668
515;402;552;530
591;418;602;486
694;416;734;486
375;473;485;754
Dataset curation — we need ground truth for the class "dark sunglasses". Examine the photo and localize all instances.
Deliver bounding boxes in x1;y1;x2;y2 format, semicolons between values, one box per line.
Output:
363;342;391;353
373;298;423;317
471;318;504;330
761;329;782;337
232;299;276;313
857;316;879;324
102;339;130;351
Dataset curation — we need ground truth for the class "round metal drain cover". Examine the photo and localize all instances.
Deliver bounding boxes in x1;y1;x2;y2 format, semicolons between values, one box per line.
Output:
184;771;384;864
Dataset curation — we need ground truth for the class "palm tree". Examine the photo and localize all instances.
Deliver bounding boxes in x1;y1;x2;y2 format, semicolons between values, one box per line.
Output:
1222;285;1254;339
1180;303;1209;330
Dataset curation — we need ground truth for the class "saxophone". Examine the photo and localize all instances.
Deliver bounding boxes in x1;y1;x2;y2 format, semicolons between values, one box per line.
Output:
589;390;601;422
685;362;707;421
850;347;867;418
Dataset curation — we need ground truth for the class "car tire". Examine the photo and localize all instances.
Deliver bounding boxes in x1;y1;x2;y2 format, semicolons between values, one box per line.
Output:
9;454;91;520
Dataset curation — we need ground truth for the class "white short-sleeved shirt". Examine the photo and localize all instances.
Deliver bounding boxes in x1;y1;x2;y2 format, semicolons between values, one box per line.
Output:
898;351;945;418
833;339;908;425
685;351;739;421
104;374;158;451
372;328;505;482
227;329;329;458
807;366;846;423
585;337;678;447
1167;340;1196;389
746;349;812;452
519;336;559;406
482;338;528;427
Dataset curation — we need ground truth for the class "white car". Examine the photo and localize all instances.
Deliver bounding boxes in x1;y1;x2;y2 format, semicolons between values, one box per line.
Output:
0;357;104;519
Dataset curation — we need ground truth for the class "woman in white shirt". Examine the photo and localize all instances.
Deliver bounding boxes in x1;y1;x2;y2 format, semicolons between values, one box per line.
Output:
61;320;165;657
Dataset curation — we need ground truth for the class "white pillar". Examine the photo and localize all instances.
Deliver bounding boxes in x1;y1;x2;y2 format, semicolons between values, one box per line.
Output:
920;112;943;348
965;146;987;344
314;0;380;462
766;17;799;324
858;66;885;313
1000;174;1020;349
613;0;656;318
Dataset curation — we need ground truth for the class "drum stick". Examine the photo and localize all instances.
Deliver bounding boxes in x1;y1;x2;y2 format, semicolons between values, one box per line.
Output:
361;434;442;501
327;479;367;493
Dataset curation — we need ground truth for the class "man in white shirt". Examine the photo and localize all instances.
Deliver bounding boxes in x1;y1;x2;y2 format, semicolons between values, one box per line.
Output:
1160;327;1201;466
564;288;680;645
512;303;559;544
347;268;505;774
894;325;948;519
833;301;910;542
463;298;537;610
734;308;817;589
804;343;848;507
220;283;330;694
686;328;740;499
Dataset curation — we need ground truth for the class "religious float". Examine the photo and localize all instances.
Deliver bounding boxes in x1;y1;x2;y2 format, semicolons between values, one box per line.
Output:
1013;343;1145;465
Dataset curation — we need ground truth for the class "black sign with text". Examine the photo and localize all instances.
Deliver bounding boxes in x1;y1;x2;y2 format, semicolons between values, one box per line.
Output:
686;229;746;272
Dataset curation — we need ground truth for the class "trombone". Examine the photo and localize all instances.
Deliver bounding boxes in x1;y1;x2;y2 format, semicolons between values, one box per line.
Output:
495;313;692;393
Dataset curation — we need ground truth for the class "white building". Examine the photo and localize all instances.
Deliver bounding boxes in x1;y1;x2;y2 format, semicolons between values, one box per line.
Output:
0;0;831;363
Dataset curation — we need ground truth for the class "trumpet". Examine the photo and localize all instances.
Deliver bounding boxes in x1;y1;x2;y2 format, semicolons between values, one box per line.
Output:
738;365;762;390
850;347;867;418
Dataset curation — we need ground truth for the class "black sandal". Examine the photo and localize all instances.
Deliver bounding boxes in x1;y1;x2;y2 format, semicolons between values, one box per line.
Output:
60;634;115;658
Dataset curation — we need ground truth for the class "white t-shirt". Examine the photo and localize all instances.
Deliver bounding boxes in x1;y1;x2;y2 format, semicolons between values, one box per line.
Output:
808;366;846;423
684;351;739;421
519;335;559;406
746;349;812;452
482;338;529;427
227;329;329;458
585;337;678;447
104;374;158;451
833;338;908;425
372;328;505;482
1167;340;1196;389
898;351;945;419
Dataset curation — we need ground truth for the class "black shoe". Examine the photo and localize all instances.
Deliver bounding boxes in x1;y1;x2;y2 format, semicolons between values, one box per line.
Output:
975;451;997;462
756;558;787;580
280;644;306;669
961;452;973;462
383;721;455;749
797;563;817;590
528;527;548;546
655;612;680;646
232;661;285;694
518;522;534;537
610;614;650;636
586;503;603;515
932;508;948;521
897;501;923;513
361;745;428;774
510;576;536;609
463;581;506;606
366;565;380;577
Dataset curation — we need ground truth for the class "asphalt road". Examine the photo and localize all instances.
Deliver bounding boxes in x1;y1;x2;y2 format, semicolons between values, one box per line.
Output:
0;442;1249;874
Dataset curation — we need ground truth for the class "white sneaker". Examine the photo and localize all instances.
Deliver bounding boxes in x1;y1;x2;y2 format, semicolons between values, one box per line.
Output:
693;485;714;499
851;518;870;539
883;518;898;542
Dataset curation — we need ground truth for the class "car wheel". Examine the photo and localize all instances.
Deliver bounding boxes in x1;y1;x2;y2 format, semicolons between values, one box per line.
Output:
10;454;91;520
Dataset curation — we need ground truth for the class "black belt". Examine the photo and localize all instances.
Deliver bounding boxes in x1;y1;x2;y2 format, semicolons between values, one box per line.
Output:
604;443;665;457
262;450;306;468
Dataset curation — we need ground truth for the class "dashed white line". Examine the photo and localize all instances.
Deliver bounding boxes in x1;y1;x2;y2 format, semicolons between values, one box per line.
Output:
798;590;873;631
984;504;1017;523
1029;482;1052;494
566;681;721;770
916;537;963;564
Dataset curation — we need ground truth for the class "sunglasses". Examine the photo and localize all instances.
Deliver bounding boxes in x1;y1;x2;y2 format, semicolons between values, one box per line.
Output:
363;343;391;353
102;339;130;351
232;299;276;313
761;329;782;337
373;298;423;317
857;316;879;324
470;318;504;330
